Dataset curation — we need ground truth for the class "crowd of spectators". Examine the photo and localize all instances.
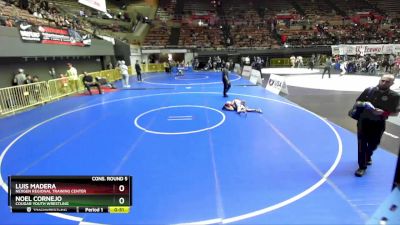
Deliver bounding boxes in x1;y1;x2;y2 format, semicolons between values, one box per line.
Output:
15;72;40;84
179;23;224;48
280;15;400;47
2;0;400;49
143;0;400;49
0;0;91;33
331;54;400;77
0;0;135;38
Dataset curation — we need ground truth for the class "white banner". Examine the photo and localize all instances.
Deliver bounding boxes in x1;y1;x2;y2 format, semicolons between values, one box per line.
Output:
331;44;400;55
250;69;262;85
234;63;241;74
241;66;252;77
78;0;106;12
249;76;258;84
97;35;114;45
395;45;400;54
266;74;287;95
331;45;340;55
141;49;161;53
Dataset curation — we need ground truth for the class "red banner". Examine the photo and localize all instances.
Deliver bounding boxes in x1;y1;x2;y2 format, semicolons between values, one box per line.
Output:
19;24;91;47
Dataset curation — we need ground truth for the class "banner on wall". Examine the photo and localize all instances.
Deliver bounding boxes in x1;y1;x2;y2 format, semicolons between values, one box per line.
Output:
331;44;400;55
19;25;91;47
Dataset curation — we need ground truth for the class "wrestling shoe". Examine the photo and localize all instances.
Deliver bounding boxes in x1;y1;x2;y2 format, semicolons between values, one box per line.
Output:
355;168;366;177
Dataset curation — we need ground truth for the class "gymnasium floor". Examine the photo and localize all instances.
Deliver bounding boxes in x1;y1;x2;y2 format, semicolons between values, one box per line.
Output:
0;70;398;225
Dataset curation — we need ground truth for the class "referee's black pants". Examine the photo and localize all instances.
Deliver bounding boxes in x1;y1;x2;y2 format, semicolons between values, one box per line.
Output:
223;81;231;97
322;67;330;78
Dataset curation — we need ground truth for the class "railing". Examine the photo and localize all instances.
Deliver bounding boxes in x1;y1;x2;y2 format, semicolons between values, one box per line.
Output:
270;58;291;67
143;64;165;72
269;58;312;67
0;81;50;116
0;68;121;116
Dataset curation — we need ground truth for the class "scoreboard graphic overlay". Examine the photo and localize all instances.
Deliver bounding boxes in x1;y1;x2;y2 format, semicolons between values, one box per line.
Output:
8;176;132;213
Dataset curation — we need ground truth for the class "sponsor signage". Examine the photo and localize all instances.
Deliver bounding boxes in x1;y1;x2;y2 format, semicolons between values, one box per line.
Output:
331;44;400;55
265;74;288;95
19;25;91;47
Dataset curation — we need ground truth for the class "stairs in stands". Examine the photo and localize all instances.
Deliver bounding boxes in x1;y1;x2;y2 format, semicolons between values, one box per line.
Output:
290;0;305;16
168;27;180;45
364;0;388;15
324;0;347;16
215;1;231;47
175;0;184;16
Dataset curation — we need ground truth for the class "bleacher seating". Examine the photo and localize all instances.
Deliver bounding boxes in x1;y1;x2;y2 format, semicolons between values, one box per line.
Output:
295;0;333;16
229;9;275;48
156;0;176;22
178;23;224;48
367;0;400;16
143;24;170;47
332;0;373;16
2;0;400;49
183;0;215;14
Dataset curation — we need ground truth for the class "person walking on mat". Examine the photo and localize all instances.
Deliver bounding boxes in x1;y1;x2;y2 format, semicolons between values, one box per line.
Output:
351;74;399;177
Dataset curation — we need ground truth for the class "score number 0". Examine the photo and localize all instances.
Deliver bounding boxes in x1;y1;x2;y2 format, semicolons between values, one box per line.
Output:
118;184;125;205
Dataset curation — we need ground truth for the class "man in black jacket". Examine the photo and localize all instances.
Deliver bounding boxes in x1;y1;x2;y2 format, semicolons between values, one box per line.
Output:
322;58;333;79
135;60;142;82
222;63;231;97
353;74;399;177
82;72;102;95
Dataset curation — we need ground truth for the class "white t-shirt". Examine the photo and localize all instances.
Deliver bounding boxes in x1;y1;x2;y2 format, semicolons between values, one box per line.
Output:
67;67;78;80
120;65;129;75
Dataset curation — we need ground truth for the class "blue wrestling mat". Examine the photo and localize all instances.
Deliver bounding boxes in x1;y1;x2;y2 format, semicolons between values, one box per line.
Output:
0;71;397;224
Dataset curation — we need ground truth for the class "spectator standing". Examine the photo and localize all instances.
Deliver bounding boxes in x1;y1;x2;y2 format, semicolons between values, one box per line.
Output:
322;58;333;79
290;55;296;68
31;75;41;101
119;60;130;88
24;74;33;84
5;18;13;27
340;60;348;76
296;56;304;68
388;54;395;73
135;60;142;82
49;67;56;78
13;69;26;85
164;61;170;73
308;54;315;70
395;55;400;76
107;62;113;69
66;63;79;92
